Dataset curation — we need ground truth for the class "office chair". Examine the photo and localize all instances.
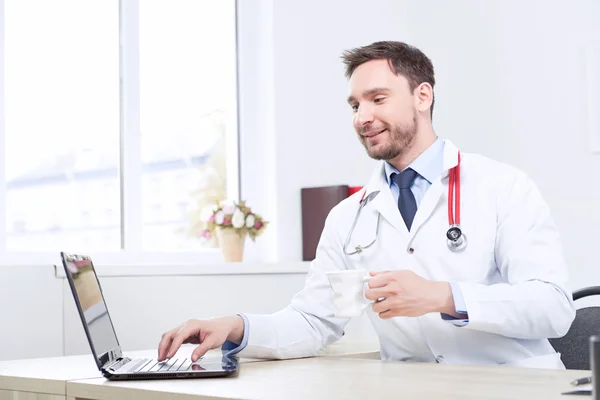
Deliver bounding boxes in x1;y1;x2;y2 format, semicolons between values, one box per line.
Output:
549;286;600;370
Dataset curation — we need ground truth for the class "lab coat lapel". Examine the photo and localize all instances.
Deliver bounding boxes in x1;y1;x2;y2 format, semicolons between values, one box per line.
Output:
410;180;445;236
409;140;460;237
364;162;408;238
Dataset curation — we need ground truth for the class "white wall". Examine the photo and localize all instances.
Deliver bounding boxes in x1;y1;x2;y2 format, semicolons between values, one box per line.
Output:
404;0;600;291
0;266;63;360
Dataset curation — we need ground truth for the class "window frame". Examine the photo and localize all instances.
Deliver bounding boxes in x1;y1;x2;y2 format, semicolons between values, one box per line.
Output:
0;0;240;265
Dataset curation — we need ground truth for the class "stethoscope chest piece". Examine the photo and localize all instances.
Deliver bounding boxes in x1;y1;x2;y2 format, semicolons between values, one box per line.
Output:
446;224;467;252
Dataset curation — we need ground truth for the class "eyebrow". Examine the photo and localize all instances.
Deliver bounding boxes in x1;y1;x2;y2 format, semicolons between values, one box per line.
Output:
347;87;391;104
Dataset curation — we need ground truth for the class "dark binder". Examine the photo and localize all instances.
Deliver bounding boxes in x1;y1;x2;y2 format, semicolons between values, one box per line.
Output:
301;185;350;261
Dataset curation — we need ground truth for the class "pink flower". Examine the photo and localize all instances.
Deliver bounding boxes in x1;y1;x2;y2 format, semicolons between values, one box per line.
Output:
254;220;263;230
223;218;232;226
209;214;215;222
222;204;235;215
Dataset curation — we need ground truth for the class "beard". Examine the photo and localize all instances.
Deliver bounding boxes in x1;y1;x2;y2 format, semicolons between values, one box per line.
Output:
359;115;418;161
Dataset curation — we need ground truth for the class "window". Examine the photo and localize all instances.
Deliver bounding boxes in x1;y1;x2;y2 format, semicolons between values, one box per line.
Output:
139;0;238;250
4;0;121;252
0;0;239;262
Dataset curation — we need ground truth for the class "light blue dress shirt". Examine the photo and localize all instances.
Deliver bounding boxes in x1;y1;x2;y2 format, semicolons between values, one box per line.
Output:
384;137;468;326
222;137;468;353
221;314;250;356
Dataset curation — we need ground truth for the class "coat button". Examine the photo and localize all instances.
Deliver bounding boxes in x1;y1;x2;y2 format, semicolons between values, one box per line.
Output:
407;248;414;254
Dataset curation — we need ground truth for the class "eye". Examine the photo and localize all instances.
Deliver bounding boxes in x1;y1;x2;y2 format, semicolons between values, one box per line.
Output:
350;104;359;112
374;97;386;104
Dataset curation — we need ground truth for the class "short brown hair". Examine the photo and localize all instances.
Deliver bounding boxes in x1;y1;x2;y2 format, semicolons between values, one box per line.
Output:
341;41;435;117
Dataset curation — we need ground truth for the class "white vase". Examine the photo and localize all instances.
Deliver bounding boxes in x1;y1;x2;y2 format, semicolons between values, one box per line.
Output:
216;228;246;262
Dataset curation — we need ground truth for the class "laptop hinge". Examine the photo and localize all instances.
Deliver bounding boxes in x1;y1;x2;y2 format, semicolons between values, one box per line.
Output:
103;357;128;372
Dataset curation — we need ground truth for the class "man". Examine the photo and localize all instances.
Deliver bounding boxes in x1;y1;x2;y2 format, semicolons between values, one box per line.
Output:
158;41;575;369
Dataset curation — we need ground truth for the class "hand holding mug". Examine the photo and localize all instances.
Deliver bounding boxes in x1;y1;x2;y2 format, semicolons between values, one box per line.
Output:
365;270;457;319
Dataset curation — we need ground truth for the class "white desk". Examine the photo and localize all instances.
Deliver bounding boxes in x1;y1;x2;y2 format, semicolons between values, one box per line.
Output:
0;339;377;399
65;356;590;400
0;341;590;400
0;353;100;399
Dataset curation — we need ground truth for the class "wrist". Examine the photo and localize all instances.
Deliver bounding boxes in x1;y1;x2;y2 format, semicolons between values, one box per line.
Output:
432;281;456;315
225;315;245;343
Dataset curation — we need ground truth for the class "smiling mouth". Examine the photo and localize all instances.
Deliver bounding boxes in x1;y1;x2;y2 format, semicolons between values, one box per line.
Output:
363;128;386;138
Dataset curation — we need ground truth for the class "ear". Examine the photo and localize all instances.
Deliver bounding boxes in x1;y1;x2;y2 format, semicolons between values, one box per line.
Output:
414;82;434;115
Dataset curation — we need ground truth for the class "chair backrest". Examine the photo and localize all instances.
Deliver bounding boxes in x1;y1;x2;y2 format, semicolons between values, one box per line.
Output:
549;306;600;370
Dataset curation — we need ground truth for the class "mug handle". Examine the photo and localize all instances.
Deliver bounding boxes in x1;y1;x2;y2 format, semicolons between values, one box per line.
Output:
361;276;375;312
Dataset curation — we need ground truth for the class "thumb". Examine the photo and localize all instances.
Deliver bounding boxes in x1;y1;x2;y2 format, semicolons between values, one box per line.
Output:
370;270;387;276
191;337;219;362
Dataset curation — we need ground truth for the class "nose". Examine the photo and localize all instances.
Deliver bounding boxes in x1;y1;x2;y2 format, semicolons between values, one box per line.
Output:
354;104;374;128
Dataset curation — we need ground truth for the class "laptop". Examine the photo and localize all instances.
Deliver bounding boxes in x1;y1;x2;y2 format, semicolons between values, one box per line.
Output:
60;251;239;380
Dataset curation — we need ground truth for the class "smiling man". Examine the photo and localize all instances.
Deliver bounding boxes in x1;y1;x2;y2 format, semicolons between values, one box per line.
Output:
346;44;434;172
158;41;574;369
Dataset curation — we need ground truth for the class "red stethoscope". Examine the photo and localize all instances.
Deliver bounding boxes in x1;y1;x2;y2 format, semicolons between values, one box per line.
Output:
446;152;467;251
343;152;467;255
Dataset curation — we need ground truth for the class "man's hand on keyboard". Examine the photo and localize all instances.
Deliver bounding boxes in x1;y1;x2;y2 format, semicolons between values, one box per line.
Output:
157;315;244;362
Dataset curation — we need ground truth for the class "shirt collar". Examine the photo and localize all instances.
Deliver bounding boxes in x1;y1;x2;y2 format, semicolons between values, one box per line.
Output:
384;137;445;186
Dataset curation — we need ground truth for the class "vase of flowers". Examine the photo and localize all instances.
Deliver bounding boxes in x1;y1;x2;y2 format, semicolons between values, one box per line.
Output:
202;200;268;262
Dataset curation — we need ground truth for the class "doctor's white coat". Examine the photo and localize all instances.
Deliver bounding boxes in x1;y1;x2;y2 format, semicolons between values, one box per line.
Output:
238;140;576;369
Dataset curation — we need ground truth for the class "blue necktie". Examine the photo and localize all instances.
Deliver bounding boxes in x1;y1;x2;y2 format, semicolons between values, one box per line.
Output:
392;168;418;231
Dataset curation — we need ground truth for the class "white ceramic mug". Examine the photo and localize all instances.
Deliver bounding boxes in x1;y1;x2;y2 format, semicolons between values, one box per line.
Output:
326;269;372;318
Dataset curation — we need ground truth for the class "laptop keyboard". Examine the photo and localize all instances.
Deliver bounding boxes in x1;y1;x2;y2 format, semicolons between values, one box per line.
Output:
117;358;194;373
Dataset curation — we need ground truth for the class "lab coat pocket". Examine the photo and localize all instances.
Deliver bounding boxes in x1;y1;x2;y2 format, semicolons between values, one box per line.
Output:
501;352;565;370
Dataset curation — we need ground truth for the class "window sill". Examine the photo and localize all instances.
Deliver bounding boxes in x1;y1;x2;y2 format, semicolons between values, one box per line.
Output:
54;261;311;278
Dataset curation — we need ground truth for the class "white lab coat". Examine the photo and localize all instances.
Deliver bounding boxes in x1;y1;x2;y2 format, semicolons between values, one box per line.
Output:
239;140;576;369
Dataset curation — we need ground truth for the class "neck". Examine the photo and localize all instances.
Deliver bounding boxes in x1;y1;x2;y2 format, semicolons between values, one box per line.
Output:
389;125;437;171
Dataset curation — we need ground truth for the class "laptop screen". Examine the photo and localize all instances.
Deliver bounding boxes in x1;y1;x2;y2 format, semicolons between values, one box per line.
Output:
62;253;120;367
